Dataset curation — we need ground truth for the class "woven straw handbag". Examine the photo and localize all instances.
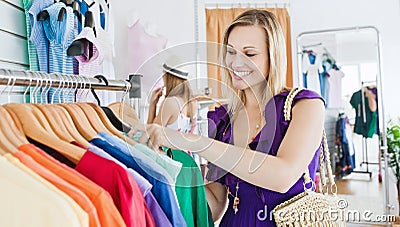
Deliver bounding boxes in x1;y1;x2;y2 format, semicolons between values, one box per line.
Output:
272;88;347;227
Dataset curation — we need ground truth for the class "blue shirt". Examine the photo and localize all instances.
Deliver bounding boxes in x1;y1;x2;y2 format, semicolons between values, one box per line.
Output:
43;2;75;103
27;0;52;72
87;144;172;227
89;137;186;227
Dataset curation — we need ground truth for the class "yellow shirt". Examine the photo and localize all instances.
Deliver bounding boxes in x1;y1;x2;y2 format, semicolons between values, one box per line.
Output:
0;155;83;227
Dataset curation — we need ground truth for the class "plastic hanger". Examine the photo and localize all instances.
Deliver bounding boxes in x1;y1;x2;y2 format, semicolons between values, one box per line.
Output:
101;106;131;132
4;103;85;164
89;75;130;132
31;73;74;142
104;81;136;132
52;76;94;144
0;72;24;149
67;10;96;57
80;77;137;144
37;10;50;21
87;76;136;140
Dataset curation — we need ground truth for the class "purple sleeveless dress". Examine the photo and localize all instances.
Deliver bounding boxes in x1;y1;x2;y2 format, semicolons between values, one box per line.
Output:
206;89;324;226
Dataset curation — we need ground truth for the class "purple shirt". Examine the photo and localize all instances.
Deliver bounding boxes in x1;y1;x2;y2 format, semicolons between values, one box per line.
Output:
206;89;324;227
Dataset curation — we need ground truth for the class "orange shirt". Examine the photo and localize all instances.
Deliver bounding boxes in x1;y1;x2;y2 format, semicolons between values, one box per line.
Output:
14;150;101;227
19;144;126;227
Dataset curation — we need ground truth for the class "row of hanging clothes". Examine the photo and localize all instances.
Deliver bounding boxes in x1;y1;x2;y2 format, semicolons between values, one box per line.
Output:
335;85;379;178
0;71;213;227
334;112;356;177
23;0;115;104
301;46;345;108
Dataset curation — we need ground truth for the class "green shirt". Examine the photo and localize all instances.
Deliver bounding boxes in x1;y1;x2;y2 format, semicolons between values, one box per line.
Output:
350;90;377;138
170;149;213;227
23;0;39;72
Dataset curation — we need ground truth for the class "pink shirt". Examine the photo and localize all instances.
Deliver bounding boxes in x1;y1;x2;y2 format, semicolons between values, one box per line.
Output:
128;20;167;90
327;68;345;108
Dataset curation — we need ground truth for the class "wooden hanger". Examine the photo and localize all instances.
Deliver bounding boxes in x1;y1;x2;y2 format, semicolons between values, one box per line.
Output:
0;108;18;154
29;104;60;138
3;106;27;142
74;102;114;134
4;104;85;164
50;105;92;147
34;104;75;143
85;103;137;145
58;103;99;141
0;106;28;146
108;101;141;127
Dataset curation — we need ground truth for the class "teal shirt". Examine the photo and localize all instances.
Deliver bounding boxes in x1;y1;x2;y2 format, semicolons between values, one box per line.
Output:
350;90;377;138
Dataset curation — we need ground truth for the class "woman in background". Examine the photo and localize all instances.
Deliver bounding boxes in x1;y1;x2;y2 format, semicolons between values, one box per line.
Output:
147;57;198;134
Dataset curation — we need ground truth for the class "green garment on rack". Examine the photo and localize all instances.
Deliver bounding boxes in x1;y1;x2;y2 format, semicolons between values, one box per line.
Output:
23;0;39;72
168;149;214;227
350;90;377;138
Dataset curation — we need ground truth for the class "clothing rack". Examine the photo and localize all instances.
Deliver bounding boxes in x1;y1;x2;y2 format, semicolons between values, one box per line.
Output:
301;43;336;64
0;68;142;98
352;80;379;178
296;26;392;216
204;1;289;9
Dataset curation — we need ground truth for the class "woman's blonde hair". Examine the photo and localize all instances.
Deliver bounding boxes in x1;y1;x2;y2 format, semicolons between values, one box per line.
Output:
221;9;287;117
164;72;196;119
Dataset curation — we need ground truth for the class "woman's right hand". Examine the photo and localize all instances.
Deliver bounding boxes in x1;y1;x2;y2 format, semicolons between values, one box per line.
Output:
149;86;164;106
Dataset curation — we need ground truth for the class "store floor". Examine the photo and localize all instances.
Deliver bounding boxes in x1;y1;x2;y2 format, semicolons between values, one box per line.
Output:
335;134;399;226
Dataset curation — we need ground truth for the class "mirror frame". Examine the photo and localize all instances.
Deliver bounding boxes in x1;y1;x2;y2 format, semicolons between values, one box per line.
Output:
296;26;391;216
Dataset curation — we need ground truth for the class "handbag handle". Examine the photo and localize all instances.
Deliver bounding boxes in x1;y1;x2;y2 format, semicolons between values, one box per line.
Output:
284;88;336;195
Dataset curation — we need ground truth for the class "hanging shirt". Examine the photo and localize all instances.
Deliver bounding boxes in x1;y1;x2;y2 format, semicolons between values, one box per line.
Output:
14;150;101;227
170;149;213;227
89;137;187;227
0;155;82;227
87;145;172;227
327;68;345;108
27;0;52;72
18;144;127;227
128;19;168;90
73;27;104;77
350;89;377;138
302;52;323;95
42;3;76;103
93;0;116;105
101;133;182;183
22;0;39;71
75;150;155;227
4;154;89;227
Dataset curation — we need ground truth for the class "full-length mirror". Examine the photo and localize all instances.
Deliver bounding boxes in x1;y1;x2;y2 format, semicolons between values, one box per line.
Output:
297;27;396;224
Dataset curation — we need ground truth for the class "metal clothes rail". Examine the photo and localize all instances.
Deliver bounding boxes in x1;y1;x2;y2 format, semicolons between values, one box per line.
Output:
0;68;142;98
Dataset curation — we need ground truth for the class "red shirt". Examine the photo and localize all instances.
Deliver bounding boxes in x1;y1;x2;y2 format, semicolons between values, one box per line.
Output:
75;151;155;227
19;144;126;227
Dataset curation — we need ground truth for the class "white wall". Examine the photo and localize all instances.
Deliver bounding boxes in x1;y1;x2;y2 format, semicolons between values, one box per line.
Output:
290;0;400;119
